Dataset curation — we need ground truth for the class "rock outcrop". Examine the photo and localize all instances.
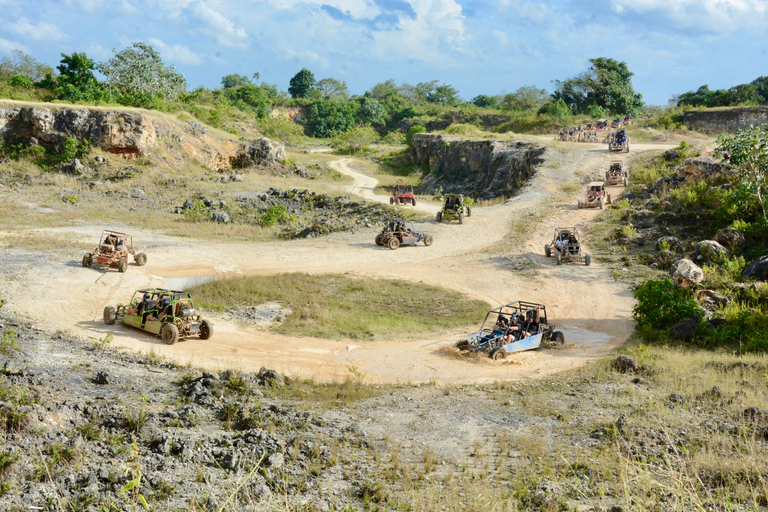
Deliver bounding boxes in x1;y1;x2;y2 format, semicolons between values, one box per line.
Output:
683;106;768;134
409;134;546;198
670;259;704;288
743;255;768;282
232;137;287;168
0;106;157;157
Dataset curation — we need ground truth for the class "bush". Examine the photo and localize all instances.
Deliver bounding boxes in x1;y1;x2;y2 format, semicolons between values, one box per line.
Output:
405;125;426;146
9;74;33;89
331;126;379;155
260;205;289;227
632;279;699;331
444;123;481;135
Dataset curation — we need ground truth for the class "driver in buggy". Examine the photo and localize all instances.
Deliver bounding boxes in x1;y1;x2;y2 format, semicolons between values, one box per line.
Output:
567;234;579;254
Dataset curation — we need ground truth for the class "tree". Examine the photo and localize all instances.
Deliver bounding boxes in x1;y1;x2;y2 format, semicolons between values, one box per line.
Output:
367;80;399;100
471;95;498;108
548;98;571;119
0;49;55;82
97;42;187;101
221;74;252;89
414;80;459;104
57;52;96;88
288;68;315;99
716;125;768;220
501;86;549;112
357;98;386;126
315;77;349;100
304;100;356;138
331;126;379;154
553;58;643;116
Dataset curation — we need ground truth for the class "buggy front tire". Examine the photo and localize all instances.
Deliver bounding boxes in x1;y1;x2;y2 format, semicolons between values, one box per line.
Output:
577;200;582;209
436;211;442;223
199;320;213;340
552;331;565;345
135;253;147;266
103;306;117;325
623;177;628;186
491;348;507;361
82;253;92;268
545;244;551;257
585;253;591;266
412;198;417;207
458;213;464;224
599;198;604;209
118;258;128;273
375;234;384;247
161;324;179;345
456;339;469;350
467;205;472;217
388;237;400;250
607;194;612;204
423;234;434;246
390;197;394;205
556;251;562;265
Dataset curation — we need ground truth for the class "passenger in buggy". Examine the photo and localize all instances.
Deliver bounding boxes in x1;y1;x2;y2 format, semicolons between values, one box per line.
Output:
555;235;568;254
568;234;578;254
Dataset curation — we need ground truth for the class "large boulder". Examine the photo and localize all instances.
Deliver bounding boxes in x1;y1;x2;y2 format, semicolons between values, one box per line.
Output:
743;255;768;282
670;318;699;341
714;227;747;252
678;157;728;178
670;259;704;288
694;240;728;264
232;137;287;167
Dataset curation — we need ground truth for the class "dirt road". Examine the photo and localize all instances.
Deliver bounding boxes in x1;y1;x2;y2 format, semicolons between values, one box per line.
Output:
0;142;673;383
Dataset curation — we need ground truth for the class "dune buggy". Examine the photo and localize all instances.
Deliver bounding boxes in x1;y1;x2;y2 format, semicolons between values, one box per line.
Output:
544;227;591;265
436;194;472;224
390;184;416;206
456;301;564;360
375;219;433;250
608;129;629;152
83;230;147;272
103;288;213;345
605;161;629;186
578;182;612;209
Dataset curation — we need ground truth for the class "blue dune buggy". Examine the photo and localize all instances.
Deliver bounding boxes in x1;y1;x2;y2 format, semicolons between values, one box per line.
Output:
456;301;564;360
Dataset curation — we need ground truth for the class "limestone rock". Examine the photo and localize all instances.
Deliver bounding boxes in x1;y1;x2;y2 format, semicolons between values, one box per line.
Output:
670;259;704;288
679;157;727;178
743;255;768;282
655;235;683;252
232;137;287;167
714;227;746;252
694;240;728;264
670;318;698;340
613;355;637;373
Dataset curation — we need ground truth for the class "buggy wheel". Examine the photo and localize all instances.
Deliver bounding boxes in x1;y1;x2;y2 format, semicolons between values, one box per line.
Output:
552;331;565;345
161;323;179;345
577;200;582;209
375;234;384;247
467;205;472;217
135;253;147;266
491;348;507;361
103;306;117;325
412;198;417;207
626;145;630;153
599;198;604;209
118;258;128;273
436;211;442;223
423;234;434;246
458;213;464;224
82;253;92;267
390;197;394;205
456;339;469;350
199;320;213;340
556;251;562;265
545;244;551;257
607;194;612;204
585;253;591;266
623;177;628;186
388;237;400;250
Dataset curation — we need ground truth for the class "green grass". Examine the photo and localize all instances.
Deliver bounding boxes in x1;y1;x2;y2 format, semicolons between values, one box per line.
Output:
189;273;490;340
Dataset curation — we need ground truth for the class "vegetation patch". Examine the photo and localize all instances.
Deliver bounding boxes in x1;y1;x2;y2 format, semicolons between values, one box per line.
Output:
189;273;490;340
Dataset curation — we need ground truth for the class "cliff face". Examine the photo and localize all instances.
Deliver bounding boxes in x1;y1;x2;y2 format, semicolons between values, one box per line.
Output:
0;106;157;157
409;134;546;198
683;107;768;133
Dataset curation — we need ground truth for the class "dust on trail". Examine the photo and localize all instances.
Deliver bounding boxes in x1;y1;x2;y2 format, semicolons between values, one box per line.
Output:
0;142;674;383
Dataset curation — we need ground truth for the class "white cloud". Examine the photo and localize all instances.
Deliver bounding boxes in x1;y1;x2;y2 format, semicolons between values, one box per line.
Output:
8;18;67;42
611;0;768;33
147;37;203;65
189;0;249;49
0;37;28;55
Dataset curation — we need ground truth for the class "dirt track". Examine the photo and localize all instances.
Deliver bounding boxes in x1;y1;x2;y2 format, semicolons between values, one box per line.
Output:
0;141;674;383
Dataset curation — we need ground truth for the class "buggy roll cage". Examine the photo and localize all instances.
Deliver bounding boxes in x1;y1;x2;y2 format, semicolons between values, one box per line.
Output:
479;301;548;336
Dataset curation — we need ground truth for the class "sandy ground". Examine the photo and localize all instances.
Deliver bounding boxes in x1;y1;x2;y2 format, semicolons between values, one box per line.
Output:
0;141;675;383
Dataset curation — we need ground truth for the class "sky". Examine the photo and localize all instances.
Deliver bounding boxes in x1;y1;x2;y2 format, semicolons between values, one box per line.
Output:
1;0;767;106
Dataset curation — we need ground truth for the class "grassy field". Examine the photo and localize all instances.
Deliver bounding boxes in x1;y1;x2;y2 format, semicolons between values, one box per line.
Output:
189;273;490;340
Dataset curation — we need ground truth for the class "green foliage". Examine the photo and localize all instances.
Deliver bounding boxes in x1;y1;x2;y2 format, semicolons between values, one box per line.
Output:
501;85;549;112
676;79;767;108
0;49;55;82
9;74;33;89
495;113;553;134
260;205;289;227
444;123;481;135
304;100;357;138
331;126;379;154
548;98;572;119
57;52;96;88
405;125;426;146
221;73;252;89
632;279;699;330
715;124;768;219
97;42;187;104
553;57;644;116
256;116;305;143
316;77;349;100
288;68;315;99
472;94;499;108
62;194;80;205
0;330;19;355
182;200;210;223
415;80;459;105
585;103;606;118
357;97;387;127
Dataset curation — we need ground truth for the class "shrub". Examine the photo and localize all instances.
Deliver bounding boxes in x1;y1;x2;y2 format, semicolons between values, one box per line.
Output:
331;126;379;155
632;278;699;331
260;205;288;227
444;123;481;135
9;74;33;89
405;125;426;146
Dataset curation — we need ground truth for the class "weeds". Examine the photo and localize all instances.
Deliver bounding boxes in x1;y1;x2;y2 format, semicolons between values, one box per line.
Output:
123;396;150;433
0;329;19;355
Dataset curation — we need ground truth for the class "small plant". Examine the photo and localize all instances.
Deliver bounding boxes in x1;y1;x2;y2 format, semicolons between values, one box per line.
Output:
0;330;19;355
97;332;113;352
62;194;81;204
632;278;699;331
260;205;289;227
182;200;210;223
123;396;150;433
120;441;150;511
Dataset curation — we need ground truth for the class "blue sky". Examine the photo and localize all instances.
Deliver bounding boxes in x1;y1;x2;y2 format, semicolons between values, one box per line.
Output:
1;0;766;105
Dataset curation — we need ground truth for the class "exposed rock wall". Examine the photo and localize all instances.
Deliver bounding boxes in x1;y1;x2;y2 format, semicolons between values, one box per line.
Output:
409;134;546;198
0;106;157;157
683;107;768;133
